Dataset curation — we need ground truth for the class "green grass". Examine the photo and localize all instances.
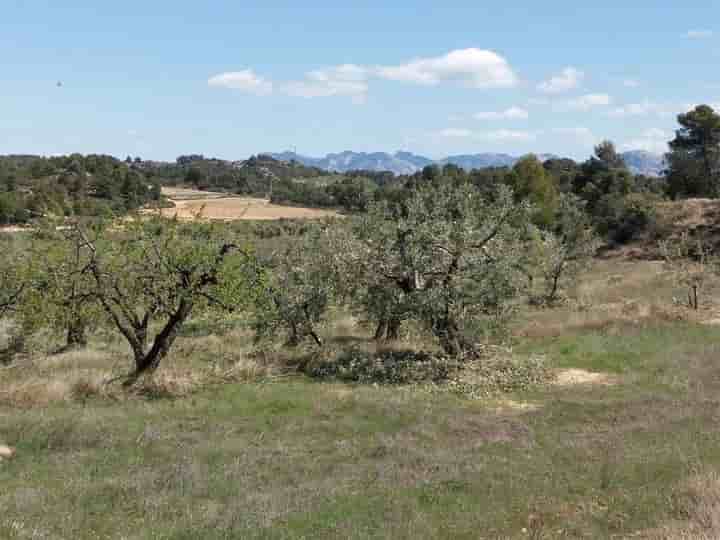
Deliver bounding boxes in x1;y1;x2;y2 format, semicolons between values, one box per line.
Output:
3;320;720;538
4;257;720;538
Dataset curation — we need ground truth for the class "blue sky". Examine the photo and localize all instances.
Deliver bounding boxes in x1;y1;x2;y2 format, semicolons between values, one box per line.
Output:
2;1;719;161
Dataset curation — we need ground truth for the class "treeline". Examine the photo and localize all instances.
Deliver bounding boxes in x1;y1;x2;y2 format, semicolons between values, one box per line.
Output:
0;154;161;225
2;104;718;238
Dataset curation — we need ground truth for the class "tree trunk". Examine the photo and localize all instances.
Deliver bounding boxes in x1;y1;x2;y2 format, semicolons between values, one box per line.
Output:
374;320;388;341
126;299;193;384
287;322;301;347
387;318;401;340
374;318;402;341
65;318;87;349
432;313;476;359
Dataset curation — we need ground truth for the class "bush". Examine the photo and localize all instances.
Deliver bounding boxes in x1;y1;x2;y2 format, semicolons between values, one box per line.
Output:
596;192;658;244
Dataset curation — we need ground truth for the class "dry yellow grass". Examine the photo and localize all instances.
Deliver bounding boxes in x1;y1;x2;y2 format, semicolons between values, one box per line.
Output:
152;187;340;221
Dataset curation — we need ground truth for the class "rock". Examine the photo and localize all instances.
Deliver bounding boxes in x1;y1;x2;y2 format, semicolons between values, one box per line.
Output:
0;445;16;459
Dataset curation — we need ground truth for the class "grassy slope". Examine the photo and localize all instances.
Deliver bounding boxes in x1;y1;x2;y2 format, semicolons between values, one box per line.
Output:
2;261;720;539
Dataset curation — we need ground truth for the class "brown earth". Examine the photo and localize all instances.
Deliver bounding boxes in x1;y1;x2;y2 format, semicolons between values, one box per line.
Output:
150;188;340;221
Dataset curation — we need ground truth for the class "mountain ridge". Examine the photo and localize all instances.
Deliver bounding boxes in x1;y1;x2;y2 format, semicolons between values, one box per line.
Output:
268;150;665;177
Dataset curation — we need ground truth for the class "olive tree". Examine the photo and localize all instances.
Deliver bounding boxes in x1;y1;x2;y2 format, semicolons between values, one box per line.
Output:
253;225;342;347
0;235;30;363
0;256;24;320
348;182;532;358
527;194;599;305
72;216;260;381
14;224;103;352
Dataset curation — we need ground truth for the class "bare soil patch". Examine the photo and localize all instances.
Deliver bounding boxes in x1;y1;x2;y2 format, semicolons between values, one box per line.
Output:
554;368;617;386
153;188;340;221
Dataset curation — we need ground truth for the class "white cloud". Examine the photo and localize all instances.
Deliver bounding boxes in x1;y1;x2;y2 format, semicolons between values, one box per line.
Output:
687;30;713;39
608;100;674;118
438;128;474;138
563;93;613;111
210;48;519;104
207;70;273;95
376;48;518;88
623;79;640;88
474;106;529;120
482;129;535;141
284;64;369;104
436;128;535;141
537;67;584;94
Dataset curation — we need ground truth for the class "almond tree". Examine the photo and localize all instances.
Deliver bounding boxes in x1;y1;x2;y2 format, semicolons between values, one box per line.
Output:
71;216;261;381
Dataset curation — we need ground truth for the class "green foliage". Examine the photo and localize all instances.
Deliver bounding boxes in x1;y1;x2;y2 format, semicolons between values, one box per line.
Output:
253;225;342;346
347;182;533;356
0;235;26;319
508;154;559;227
527;194;599;304
66;217;263;376
14;223;103;349
0;154;161;225
667;104;720;198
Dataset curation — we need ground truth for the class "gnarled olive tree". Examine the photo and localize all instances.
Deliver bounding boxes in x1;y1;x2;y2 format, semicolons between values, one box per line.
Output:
348;183;533;358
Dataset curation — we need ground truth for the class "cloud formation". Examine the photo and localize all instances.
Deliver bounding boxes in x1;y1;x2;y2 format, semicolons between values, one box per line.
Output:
436;128;535;141
608;100;674;117
207;70;273;95
687;30;713;39
563;93;613;111
283;64;369;104
474;106;529;120
483;129;535;141
376;48;518;88
438;128;475;138
537;67;583;94
209;48;518;103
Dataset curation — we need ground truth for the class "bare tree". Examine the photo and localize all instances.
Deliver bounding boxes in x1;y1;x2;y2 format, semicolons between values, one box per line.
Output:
661;232;714;310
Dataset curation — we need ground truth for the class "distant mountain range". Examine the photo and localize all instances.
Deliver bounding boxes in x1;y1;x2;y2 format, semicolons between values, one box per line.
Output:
269;150;665;177
620;150;666;177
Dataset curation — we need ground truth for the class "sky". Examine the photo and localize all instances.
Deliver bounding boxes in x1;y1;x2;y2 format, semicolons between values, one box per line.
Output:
2;1;720;161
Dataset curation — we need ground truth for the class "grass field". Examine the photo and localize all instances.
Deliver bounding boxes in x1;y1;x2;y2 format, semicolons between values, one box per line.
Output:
3;259;720;538
153;188;340;221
